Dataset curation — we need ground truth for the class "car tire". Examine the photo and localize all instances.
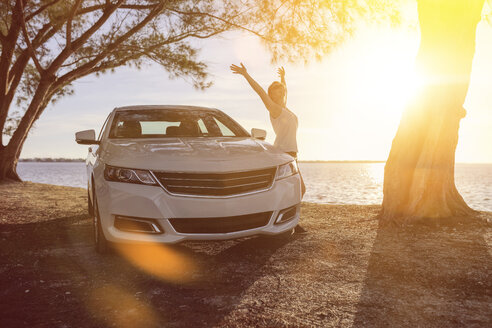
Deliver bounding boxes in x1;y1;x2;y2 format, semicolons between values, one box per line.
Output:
93;194;109;254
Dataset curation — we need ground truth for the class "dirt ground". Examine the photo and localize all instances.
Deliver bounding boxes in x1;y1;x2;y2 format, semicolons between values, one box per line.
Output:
1;181;491;328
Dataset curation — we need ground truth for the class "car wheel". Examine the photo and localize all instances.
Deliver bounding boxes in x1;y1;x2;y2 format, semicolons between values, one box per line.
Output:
93;194;109;254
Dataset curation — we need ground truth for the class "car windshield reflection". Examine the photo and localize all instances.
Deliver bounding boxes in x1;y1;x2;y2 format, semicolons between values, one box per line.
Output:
109;109;249;139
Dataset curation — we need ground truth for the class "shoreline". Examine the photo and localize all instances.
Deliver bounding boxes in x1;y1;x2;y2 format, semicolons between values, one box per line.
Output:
1;182;491;327
17;159;492;164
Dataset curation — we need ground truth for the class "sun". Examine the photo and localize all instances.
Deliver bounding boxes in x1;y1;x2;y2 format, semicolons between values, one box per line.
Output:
343;32;420;125
296;27;421;161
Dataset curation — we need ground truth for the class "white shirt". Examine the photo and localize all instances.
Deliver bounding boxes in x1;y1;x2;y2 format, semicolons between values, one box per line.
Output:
270;107;298;153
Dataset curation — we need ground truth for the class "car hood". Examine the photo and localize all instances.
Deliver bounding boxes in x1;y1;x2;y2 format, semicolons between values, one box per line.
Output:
99;137;293;171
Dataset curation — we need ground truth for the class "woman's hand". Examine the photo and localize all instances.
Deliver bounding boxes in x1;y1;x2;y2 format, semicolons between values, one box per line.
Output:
230;62;282;118
230;63;248;76
277;66;285;80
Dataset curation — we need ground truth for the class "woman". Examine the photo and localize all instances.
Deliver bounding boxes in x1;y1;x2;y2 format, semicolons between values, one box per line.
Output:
230;63;307;233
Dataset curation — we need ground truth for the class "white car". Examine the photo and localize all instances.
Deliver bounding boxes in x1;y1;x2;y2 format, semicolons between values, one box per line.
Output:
76;105;301;253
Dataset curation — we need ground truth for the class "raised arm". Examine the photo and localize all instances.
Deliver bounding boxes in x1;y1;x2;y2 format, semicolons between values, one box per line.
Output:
231;63;282;118
278;66;286;87
277;66;287;101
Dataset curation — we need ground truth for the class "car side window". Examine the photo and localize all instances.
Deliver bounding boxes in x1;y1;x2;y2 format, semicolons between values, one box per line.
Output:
97;113;111;141
197;119;208;135
213;117;235;136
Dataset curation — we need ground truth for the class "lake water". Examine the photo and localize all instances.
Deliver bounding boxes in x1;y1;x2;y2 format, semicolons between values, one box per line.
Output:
17;162;492;212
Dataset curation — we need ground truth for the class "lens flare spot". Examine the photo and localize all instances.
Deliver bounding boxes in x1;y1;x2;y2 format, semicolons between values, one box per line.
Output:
115;243;196;283
87;285;159;328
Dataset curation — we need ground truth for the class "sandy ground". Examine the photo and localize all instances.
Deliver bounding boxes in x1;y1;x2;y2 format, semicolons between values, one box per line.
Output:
0;181;491;328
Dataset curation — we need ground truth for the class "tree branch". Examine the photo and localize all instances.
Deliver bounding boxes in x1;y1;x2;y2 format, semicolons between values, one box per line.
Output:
0;0;22;84
54;2;165;86
168;8;272;42
6;0;164;152
0;0;24;144
0;22;56;139
75;2;162;16
25;0;63;22
54;27;224;94
18;0;45;74
6;77;53;156
60;54;98;68
45;0;125;76
73;4;105;16
66;0;84;48
7;22;54;91
8;21;64;91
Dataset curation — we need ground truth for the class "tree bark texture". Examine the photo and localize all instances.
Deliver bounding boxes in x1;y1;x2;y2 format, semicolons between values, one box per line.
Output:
381;0;485;222
0;146;21;181
0;77;53;181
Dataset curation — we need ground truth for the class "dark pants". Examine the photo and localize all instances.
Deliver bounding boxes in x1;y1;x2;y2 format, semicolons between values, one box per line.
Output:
286;152;306;197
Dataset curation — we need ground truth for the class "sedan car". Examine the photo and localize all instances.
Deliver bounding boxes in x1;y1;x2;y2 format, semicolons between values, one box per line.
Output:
76;105;301;253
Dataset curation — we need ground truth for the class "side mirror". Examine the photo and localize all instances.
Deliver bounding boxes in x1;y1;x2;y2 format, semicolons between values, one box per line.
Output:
75;129;99;145
251;128;267;140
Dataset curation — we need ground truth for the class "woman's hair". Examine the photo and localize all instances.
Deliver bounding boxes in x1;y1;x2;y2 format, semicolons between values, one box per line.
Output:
267;81;286;98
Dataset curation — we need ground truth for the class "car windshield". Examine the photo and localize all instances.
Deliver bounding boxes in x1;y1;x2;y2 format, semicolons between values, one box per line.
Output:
109;109;249;139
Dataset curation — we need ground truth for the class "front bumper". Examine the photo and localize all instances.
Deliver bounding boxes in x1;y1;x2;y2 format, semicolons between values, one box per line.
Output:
94;173;301;244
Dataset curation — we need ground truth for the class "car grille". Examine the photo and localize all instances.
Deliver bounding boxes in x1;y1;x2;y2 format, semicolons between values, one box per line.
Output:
152;167;277;197
169;211;273;233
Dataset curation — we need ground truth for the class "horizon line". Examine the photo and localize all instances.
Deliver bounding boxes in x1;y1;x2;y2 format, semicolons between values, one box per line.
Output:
18;158;492;164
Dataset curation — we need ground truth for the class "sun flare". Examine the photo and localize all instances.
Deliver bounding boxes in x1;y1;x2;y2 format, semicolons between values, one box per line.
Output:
342;32;420;124
295;28;422;161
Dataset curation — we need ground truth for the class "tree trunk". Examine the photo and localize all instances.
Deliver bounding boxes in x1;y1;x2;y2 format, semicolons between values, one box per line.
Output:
0;146;21;181
380;0;485;223
0;77;53;182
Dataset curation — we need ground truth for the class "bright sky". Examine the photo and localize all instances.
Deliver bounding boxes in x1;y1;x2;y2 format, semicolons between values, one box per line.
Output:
18;12;492;162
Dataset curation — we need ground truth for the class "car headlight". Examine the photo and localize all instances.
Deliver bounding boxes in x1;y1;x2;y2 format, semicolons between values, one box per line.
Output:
275;161;299;180
104;165;157;185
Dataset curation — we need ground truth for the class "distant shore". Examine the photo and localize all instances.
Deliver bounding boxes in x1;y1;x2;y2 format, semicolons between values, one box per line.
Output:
0;181;491;327
19;158;85;162
18;159;492;164
18;158;387;163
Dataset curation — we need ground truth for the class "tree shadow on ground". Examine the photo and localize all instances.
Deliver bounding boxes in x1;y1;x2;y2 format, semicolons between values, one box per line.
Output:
0;215;294;328
352;215;492;328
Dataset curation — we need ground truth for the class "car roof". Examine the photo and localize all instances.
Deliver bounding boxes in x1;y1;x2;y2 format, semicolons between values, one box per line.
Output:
113;105;221;113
